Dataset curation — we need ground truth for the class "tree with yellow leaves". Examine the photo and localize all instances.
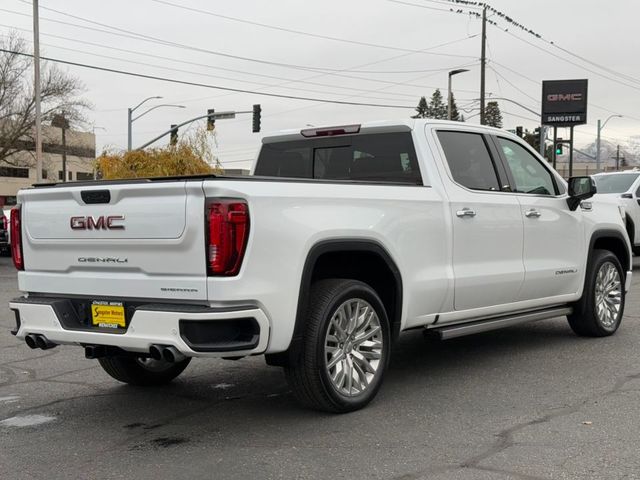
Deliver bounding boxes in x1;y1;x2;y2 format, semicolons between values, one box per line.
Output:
97;126;222;179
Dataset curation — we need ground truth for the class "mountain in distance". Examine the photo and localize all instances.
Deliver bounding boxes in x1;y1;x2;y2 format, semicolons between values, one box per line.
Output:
571;138;639;167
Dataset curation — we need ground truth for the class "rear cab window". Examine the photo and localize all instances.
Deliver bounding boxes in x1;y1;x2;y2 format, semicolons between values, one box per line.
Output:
436;130;502;191
254;132;422;185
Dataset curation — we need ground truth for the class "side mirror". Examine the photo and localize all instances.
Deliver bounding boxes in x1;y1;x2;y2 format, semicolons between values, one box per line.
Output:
567;176;597;211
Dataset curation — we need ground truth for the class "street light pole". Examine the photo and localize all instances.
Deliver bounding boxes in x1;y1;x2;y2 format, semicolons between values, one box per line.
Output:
131;104;186;123
448;69;469;120
127;96;162;151
596;114;623;172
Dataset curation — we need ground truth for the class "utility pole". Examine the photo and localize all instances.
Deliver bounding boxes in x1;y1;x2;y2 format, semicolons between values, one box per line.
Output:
596;119;601;172
616;145;620;170
33;0;43;182
52;113;69;182
479;5;487;125
596;115;623;172
568;126;574;178
127;107;133;151
447;69;469;120
61;118;67;182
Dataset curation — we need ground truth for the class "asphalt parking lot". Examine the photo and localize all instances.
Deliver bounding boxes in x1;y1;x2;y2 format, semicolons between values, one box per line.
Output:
1;256;640;480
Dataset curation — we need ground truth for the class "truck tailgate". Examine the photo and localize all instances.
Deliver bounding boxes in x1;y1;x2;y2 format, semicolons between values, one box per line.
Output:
18;181;208;301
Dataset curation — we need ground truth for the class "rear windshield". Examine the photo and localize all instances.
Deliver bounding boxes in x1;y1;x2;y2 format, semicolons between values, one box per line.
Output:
593;173;640;193
254;132;422;184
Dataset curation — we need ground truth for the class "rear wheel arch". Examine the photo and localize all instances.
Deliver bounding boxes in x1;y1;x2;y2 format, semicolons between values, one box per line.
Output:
266;239;403;367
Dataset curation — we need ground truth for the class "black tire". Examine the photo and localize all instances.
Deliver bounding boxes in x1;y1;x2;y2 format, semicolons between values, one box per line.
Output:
98;355;191;386
285;279;391;413
568;249;625;337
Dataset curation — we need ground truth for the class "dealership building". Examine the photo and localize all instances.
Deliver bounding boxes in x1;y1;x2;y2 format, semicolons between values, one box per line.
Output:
0;125;95;207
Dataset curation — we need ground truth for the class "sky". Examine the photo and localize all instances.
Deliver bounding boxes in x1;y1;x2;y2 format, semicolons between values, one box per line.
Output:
3;0;640;170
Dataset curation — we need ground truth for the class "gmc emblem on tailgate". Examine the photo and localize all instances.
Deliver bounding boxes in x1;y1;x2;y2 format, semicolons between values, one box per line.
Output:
70;215;125;230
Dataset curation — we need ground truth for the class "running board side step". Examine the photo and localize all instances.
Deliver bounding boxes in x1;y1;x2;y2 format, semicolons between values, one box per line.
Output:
429;306;573;340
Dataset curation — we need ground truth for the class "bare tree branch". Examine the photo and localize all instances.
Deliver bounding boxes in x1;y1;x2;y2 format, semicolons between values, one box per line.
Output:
0;31;91;167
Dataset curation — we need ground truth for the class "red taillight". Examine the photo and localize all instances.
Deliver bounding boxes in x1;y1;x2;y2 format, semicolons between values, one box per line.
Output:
207;200;249;276
10;206;23;270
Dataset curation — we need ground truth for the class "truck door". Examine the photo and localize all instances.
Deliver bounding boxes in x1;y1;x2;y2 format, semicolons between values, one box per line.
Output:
491;136;584;300
435;130;525;311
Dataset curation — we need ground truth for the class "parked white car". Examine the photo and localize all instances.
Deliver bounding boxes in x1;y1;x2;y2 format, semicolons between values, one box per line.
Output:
592;170;640;255
8;120;633;412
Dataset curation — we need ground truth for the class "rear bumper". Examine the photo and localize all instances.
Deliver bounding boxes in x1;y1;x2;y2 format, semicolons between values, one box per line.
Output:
9;296;270;358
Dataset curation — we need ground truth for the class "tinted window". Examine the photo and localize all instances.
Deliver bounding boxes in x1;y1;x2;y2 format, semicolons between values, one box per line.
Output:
254;132;421;184
437;131;500;191
498;138;556;195
593;173;640;194
254;143;312;178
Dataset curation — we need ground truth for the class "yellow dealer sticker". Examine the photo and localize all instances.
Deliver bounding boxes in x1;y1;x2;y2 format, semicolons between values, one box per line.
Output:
91;302;125;329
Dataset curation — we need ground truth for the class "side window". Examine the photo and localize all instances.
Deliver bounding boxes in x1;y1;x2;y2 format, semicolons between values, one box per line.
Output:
497;138;556;195
437;131;500;191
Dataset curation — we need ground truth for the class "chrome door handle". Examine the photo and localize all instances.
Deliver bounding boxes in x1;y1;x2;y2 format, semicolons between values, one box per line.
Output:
456;208;476;218
525;209;541;218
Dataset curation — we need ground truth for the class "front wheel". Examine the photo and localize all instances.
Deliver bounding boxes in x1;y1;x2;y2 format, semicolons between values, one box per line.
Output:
98;356;191;386
285;279;391;413
568;249;625;337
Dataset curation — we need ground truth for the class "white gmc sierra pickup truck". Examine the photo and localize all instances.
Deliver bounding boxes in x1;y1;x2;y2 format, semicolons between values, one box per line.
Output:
8;120;632;412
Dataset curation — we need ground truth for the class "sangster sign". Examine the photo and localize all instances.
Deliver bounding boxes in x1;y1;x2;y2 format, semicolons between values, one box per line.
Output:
541;79;588;126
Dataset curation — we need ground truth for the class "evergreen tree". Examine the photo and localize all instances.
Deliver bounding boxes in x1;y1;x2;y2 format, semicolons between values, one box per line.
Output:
428;89;447;120
485;101;503;128
449;92;461;121
411;96;429;119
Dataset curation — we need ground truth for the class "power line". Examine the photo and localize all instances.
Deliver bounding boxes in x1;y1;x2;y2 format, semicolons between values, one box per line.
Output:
501;110;539;123
488;65;538;104
13;1;478;61
1;7;482;92
497;28;640;93
145;0;474;58
489;60;640;123
3;33;431;103
2;24;478;101
0;48;418;109
419;0;482;10
391;0;640;92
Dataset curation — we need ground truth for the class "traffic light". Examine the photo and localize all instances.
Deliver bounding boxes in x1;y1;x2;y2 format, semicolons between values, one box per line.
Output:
252;104;261;133
555;139;563;155
207;109;215;131
515;126;523;138
170;124;178;146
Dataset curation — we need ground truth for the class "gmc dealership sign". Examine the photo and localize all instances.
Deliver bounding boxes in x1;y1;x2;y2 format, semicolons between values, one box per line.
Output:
541;79;588;126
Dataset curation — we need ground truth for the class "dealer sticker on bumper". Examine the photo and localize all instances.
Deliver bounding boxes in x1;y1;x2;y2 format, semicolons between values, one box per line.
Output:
91;301;125;329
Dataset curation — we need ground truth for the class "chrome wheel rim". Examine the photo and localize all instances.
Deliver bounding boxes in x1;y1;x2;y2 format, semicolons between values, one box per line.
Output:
324;298;384;397
595;262;622;329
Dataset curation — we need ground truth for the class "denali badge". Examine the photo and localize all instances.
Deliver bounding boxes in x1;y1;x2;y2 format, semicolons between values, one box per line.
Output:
70;215;125;230
78;257;128;263
555;268;578;275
